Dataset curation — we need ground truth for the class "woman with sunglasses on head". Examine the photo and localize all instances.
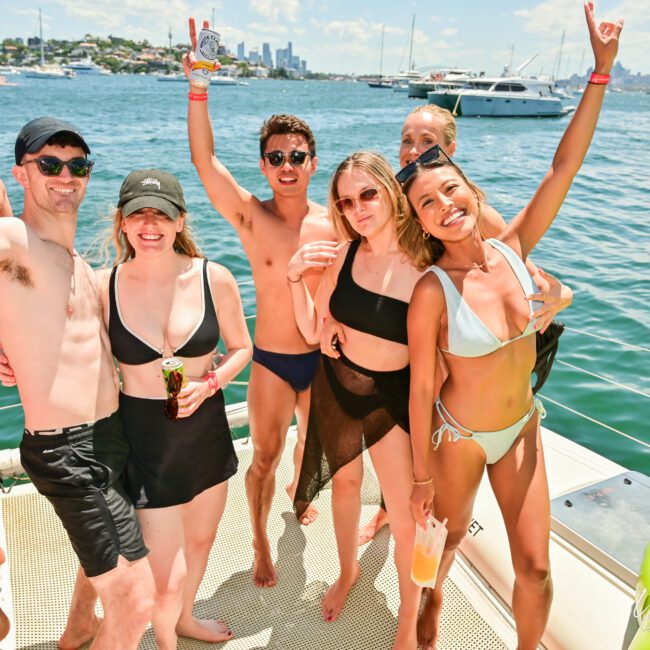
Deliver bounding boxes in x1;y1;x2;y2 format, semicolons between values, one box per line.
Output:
287;152;429;648
403;6;621;649
96;169;252;649
356;104;574;547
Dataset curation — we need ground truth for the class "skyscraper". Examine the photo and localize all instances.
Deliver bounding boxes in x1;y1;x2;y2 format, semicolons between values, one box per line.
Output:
237;41;245;61
262;43;272;68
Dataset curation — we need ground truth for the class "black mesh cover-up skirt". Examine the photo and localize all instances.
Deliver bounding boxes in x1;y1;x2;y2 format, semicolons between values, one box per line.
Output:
293;351;410;520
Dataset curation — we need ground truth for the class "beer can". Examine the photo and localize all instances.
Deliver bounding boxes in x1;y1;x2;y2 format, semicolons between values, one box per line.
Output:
190;28;221;88
162;357;185;396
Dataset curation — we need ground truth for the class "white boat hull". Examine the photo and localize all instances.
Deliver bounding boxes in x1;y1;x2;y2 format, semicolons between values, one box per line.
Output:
459;94;564;117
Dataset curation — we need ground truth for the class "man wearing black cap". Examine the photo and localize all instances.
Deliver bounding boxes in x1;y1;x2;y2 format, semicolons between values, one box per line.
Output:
0;117;153;648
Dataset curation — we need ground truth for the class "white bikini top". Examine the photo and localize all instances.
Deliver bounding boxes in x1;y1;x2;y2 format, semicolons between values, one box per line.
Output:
427;238;539;358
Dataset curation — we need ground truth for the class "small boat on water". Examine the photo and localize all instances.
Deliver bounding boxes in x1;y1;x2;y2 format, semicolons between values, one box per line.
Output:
0;76;18;88
408;68;476;99
210;72;238;86
156;72;186;82
63;59;111;76
24;10;75;80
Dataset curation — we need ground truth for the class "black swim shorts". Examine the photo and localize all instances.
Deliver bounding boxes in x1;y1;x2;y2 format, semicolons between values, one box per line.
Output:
20;411;148;577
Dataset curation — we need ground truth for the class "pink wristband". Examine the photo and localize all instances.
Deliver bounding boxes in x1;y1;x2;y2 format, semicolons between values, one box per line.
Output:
188;91;209;101
203;370;219;396
588;72;610;85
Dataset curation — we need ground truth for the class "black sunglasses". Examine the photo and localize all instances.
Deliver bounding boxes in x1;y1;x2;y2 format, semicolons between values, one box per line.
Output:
163;370;183;420
395;145;452;185
262;150;312;167
22;156;94;178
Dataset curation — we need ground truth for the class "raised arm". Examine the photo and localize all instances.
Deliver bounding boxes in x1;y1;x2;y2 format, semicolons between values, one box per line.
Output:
408;273;445;526
183;18;255;230
508;2;622;259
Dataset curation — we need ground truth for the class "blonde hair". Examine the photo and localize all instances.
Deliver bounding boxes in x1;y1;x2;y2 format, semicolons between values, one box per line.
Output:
328;151;442;268
103;207;204;265
401;159;486;269
409;104;457;147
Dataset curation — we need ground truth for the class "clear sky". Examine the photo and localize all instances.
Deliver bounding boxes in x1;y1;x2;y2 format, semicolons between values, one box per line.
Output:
1;1;645;77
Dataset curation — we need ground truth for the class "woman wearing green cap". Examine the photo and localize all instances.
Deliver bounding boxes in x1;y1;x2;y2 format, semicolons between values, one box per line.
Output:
97;169;252;648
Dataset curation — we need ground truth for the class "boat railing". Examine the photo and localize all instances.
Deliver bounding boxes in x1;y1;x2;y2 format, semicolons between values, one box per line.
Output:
1;278;648;484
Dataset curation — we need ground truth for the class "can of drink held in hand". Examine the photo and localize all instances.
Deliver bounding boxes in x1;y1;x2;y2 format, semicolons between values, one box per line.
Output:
190;27;221;88
162;357;185;396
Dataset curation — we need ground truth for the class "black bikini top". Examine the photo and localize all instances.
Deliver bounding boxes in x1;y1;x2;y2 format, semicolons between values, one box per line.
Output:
329;240;409;345
108;258;220;365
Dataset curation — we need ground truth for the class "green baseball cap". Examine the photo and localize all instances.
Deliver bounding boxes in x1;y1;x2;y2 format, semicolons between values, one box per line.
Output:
118;169;186;220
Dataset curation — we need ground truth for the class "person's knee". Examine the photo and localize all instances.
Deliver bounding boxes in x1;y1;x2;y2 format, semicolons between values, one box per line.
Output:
513;550;551;588
332;472;362;497
185;532;216;560
444;523;469;552
247;449;282;477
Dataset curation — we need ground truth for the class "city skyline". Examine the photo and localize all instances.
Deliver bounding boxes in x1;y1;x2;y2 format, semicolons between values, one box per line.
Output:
1;1;645;76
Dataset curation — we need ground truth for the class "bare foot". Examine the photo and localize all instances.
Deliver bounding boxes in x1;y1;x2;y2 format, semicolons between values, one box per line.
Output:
253;543;277;587
321;562;361;623
57;614;102;650
176;617;233;643
392;620;418;650
358;507;390;546
417;588;441;650
286;484;319;525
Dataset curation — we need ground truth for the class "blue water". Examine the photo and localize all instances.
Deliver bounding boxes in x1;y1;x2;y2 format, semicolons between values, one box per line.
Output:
0;76;648;474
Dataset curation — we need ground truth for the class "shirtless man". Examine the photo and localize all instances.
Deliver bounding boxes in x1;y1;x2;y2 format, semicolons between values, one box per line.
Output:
184;18;336;587
0;179;12;216
0;117;154;649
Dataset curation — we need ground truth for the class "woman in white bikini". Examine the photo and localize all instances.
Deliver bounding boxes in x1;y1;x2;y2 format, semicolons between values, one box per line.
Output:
405;6;622;649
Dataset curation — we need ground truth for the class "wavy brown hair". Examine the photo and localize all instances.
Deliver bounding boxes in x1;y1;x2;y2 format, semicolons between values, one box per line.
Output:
104;207;204;265
401;159;486;268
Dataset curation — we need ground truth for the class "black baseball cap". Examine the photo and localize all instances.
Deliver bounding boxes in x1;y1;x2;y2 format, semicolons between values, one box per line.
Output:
118;169;186;220
14;116;90;164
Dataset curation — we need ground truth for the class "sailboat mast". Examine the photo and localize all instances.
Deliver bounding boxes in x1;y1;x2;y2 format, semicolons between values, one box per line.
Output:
408;14;415;72
39;8;44;67
554;29;565;82
379;24;385;79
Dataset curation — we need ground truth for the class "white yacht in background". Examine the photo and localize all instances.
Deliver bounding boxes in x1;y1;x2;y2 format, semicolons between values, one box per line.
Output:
408;68;476;98
63;59;111;75
210;71;238;86
156;72;187;82
427;75;571;117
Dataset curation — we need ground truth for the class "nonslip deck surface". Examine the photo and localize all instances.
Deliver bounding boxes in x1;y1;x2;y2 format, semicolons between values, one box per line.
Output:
4;440;510;649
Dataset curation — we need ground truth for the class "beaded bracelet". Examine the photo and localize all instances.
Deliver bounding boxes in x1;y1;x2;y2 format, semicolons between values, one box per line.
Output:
588;72;611;85
202;370;219;396
188;91;209;101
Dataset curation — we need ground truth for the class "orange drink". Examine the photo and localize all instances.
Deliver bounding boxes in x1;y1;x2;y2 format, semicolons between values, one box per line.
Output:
411;543;440;584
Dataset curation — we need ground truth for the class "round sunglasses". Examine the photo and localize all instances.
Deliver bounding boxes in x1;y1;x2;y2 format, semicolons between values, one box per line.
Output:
334;187;381;213
21;156;94;178
262;150;312;167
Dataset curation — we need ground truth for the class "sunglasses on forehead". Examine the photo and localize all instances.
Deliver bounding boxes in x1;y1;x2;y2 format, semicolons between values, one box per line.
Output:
21;155;94;178
395;144;452;185
262;150;312;167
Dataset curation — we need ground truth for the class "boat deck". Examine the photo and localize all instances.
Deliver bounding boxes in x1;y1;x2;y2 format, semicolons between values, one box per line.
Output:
1;433;517;649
